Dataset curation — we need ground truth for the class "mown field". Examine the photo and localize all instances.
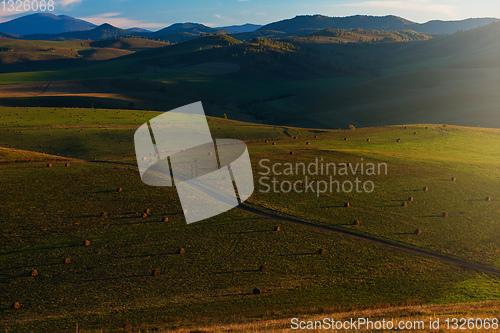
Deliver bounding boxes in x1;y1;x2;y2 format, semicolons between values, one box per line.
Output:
1;106;500;332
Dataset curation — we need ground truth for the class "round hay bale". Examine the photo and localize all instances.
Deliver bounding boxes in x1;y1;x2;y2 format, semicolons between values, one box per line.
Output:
253;287;261;295
272;142;276;145
414;229;422;235
314;135;318;139
183;209;188;214
294;136;298;139
353;220;360;226
408;197;414;202
344;137;348;141
486;197;492;201
423;187;429;192
142;213;148;218
344;203;350;208
366;139;371;142
47;163;52;168
83;240;90;246
208;152;213;156
162;217;169;222
65;163;70;167
274;226;281;232
290;151;294;155
306;142;311;145
100;211;107;217
259;265;268;272
451;177;457;182
11;302;20;309
265;140;269;143
318;249;327;255
144;209;151;214
177;248;186;254
123;324;133;331
63;258;71;264
442;212;449;218
404;126;407;129
151;269;160;277
402;202;408;207
29;269;38;277
414;132;418;135
116;187;123;192
397;138;402;143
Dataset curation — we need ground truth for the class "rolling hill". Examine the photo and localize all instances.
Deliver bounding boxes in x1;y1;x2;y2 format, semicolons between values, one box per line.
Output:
0;106;499;331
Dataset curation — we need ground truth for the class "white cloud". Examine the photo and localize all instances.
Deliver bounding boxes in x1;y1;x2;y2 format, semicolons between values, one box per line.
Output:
79;12;166;29
59;0;83;7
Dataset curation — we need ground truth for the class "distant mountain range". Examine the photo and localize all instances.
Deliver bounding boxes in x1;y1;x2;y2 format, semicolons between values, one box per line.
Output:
0;13;96;35
0;13;497;42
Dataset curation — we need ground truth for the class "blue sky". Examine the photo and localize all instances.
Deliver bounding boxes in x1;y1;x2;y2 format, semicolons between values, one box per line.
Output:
2;0;500;30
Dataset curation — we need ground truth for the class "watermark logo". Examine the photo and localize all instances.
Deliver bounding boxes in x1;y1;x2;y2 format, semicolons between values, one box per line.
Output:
134;102;254;224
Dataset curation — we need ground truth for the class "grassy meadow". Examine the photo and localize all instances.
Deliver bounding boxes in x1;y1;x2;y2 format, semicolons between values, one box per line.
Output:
1;106;500;332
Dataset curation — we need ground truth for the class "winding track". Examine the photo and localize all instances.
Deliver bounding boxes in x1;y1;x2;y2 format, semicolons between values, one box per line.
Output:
238;205;500;275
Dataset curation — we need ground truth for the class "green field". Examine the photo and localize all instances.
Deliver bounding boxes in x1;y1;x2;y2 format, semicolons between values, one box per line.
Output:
1;107;500;332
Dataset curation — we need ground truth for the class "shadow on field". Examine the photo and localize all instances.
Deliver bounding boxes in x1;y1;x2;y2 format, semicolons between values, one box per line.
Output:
279;252;321;257
229;229;273;235
213;269;260;275
0;244;80;257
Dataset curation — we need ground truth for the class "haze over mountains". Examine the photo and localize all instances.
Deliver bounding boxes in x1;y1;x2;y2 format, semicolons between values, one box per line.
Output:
0;13;497;42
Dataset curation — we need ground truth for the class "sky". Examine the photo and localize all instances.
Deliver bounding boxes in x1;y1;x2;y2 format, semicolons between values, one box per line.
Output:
1;0;500;30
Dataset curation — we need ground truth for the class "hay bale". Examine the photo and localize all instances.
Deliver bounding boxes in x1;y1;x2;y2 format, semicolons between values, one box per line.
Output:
162;217;169;222
116;187;123;192
83;240;90;246
423;187;429;192
367;139;371;142
265;140;269;143
63;258;71;264
290;151;294;155
344;203;350;208
177;248;186;254
486;197;492;201
259;265;268;272
144;209;151;214
208;152;213;156
65;163;70;167
306;142;311;145
29;269;38;277
314;135;318;139
442;212;449;218
397;138;402;143
402;202;408;207
274;226;281;232
272;142;276;145
11;302;20;309
47;163;52;168
414;229;422;235
294;136;298;139
353;220;360;226
404;126;407;129
100;211;107;217
344;138;348;141
451;177;457;181
151;269;160;277
318;249;327;255
183;209;188;214
414;132;418;135
408;197;414;202
253;287;261;295
142;213;148;218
